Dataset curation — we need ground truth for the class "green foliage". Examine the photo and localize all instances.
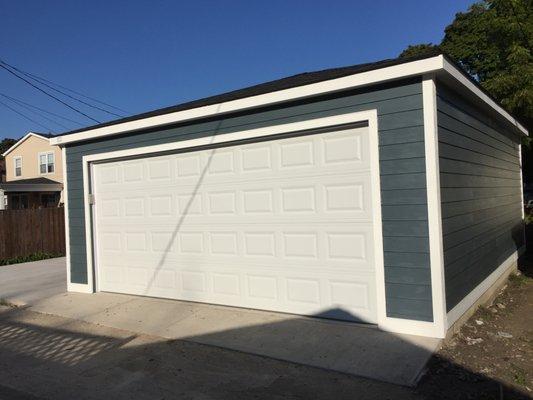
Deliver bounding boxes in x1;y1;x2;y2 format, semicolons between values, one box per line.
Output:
400;0;533;181
400;0;532;128
0;138;17;159
399;44;441;59
0;252;63;266
440;0;532;128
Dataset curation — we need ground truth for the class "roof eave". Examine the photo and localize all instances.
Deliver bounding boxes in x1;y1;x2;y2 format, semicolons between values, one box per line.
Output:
50;54;527;147
2;132;50;157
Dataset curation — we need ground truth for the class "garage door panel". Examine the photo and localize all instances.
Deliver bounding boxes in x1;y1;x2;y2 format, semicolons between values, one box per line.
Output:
95;174;375;221
94;126;378;323
99;268;376;319
97;224;375;269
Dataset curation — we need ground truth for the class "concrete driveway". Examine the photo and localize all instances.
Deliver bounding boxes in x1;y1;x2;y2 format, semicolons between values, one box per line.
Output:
0;258;440;389
0;257;65;304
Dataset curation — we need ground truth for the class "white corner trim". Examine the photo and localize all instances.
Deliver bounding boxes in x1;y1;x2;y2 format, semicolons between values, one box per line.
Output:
447;246;525;328
67;282;94;293
422;77;447;338
51;56;445;146
367;110;388;331
2;132;49;157
442;58;528;136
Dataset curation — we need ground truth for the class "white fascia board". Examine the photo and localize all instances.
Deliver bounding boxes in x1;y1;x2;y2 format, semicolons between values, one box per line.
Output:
2;132;49;157
52;54;528;147
442;58;528;136
51;56;445;146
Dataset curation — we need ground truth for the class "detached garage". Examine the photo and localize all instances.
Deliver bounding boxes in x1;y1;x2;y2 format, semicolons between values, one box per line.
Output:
52;54;528;338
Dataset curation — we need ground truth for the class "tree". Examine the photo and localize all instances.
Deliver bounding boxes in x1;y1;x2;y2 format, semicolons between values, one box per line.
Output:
399;44;441;59
400;0;532;129
0;138;17;158
400;0;533;181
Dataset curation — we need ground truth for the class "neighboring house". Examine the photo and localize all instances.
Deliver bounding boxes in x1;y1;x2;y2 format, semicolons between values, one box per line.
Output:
52;53;527;339
0;132;63;210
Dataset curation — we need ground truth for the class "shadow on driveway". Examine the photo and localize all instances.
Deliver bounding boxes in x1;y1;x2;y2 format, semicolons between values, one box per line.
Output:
0;306;529;400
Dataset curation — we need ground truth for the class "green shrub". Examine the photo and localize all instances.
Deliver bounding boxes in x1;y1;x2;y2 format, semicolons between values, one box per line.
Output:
0;252;63;266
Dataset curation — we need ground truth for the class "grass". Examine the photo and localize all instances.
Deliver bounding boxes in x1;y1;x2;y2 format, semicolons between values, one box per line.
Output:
0;252;63;267
510;364;527;386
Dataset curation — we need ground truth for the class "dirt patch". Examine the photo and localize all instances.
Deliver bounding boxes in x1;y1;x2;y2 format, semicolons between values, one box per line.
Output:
418;258;533;400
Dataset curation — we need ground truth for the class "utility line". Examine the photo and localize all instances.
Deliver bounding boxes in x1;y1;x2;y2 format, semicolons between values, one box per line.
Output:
0;62;101;123
0;99;53;132
23;70;129;114
0;92;85;126
1;95;70;130
0;59;127;117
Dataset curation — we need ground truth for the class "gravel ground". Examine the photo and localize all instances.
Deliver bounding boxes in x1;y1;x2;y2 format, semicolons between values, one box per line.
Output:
417;257;533;400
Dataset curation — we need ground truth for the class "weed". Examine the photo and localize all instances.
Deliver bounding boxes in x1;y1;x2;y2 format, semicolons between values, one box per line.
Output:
509;273;530;287
477;305;495;321
510;364;527;386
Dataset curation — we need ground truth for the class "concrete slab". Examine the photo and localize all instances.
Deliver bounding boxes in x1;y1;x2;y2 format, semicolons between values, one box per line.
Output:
0;257;65;305
30;292;439;386
0;258;440;386
0;307;420;400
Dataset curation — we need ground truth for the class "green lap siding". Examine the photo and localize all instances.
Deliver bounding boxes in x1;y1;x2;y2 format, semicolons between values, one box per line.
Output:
65;79;434;322
436;83;524;312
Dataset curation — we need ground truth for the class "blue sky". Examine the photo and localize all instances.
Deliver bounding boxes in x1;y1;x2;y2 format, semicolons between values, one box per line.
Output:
0;0;472;140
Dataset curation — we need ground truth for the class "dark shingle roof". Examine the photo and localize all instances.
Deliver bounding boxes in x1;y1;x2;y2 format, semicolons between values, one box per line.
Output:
57;52;514;137
57;53;442;137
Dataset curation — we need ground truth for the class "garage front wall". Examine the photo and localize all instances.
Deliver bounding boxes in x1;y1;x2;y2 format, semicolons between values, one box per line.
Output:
66;79;434;322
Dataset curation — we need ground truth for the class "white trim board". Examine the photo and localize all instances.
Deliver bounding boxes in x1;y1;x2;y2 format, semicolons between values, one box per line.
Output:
77;109;442;337
2;132;49;157
422;76;447;338
447;246;525;328
51;55;528;147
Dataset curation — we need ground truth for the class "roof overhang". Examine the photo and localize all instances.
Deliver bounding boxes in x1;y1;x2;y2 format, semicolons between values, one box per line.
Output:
50;55;528;147
2;132;49;157
0;182;63;193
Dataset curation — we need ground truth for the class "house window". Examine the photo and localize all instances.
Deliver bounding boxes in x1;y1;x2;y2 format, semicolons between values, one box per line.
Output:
14;157;22;177
39;152;55;174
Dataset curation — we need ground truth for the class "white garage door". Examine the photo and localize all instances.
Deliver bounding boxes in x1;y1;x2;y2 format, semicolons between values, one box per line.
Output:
93;126;378;323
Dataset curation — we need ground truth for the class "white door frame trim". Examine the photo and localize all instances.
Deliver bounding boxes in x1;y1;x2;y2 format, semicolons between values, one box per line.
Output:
76;109;443;337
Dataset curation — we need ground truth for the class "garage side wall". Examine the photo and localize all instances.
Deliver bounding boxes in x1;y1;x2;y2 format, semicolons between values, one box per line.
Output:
65;79;434;322
436;83;524;311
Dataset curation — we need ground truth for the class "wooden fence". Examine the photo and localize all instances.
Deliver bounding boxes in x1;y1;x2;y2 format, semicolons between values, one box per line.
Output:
0;207;65;260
